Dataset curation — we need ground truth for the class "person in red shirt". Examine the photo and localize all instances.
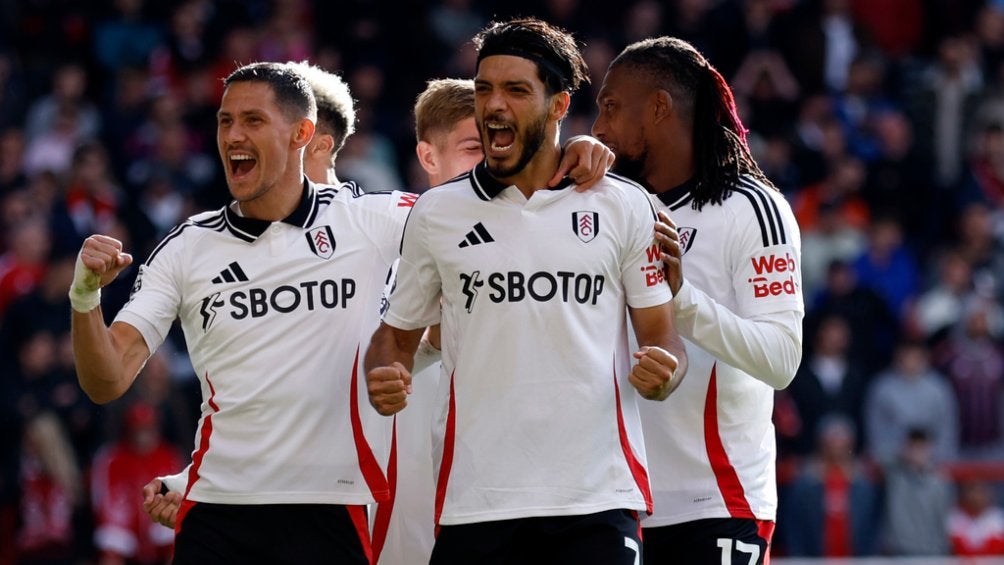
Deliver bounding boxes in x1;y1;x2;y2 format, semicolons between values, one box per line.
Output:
948;477;1004;556
90;401;184;565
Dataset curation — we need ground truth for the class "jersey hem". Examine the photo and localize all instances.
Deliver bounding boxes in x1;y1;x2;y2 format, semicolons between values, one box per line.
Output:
185;491;379;505
437;500;648;525
642;506;777;528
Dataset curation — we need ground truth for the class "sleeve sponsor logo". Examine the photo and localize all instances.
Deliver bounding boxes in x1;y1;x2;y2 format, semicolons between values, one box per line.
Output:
397;193;419;208
748;252;799;298
641;243;666;287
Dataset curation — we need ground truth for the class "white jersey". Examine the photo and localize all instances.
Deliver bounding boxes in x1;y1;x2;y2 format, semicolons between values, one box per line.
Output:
383;164;672;526
640;175;804;527
116;180;416;506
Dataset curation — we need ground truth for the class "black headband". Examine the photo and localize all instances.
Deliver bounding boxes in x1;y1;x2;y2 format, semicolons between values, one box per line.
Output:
476;44;571;92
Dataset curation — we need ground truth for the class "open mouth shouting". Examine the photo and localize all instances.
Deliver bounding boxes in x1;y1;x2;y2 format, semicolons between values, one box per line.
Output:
486;120;516;156
229;152;258;180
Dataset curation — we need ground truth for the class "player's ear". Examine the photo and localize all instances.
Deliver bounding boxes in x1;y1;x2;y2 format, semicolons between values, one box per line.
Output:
550;91;571;122
415;140;438;177
291;118;316;149
653;89;673;124
309;132;334;158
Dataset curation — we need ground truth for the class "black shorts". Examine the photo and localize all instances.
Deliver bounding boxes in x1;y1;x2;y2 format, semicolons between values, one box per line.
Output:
643;518;774;565
430;508;642;565
173;501;371;565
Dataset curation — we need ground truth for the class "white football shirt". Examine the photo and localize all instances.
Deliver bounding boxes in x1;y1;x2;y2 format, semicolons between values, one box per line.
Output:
639;175;804;527
116;180;416;505
383;164;672;525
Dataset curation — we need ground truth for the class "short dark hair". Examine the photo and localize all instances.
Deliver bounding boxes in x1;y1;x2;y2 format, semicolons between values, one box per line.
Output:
414;78;475;144
224;62;317;123
286;61;355;155
473;17;589;96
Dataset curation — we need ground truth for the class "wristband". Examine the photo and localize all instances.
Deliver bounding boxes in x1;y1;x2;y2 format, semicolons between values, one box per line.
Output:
69;251;102;313
412;338;442;374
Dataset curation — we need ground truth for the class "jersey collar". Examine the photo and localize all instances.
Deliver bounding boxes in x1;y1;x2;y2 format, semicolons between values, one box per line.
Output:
223;178;320;241
655;176;698;210
469;160;576;201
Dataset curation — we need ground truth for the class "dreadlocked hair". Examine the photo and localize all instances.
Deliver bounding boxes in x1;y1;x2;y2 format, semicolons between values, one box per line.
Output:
612;37;776;210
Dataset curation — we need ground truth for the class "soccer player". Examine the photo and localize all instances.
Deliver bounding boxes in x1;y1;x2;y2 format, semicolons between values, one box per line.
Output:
591;36;805;564
71;61;406;564
373;78;483;565
364;18;686;564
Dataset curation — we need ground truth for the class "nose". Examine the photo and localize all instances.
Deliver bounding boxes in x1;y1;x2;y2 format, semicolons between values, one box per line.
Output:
481;89;507;114
220;122;246;145
590;116;605;140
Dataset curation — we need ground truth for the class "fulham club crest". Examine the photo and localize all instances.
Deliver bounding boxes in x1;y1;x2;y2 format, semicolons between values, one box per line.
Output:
572;211;599;243
306;225;336;259
678;227;697;255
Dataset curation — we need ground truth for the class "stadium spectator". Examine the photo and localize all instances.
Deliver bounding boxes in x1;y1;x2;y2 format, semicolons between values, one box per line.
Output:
90;400;183;565
932;294;1004;460
880;427;954;556
850;214;920;319
14;411;85;564
778;413;882;556
947;477;1004;556
908;247;976;345
864;338;959;466
786;313;871;457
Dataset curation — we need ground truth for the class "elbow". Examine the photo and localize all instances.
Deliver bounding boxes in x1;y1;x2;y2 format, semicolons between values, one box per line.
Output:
770;342;803;391
77;374;127;405
82;387;122;405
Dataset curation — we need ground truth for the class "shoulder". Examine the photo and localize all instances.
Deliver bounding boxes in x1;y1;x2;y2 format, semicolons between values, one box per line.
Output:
597;172;658;217
410;175;478;212
317;182;420;226
145;207;228;266
720;175;799;246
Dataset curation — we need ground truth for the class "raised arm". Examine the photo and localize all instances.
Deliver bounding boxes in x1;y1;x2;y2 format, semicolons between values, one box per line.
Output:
364;322;426;415
628;302;688;401
70;235;150;403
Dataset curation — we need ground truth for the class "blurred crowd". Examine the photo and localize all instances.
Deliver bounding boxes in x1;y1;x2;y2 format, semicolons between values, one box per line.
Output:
3;0;1004;562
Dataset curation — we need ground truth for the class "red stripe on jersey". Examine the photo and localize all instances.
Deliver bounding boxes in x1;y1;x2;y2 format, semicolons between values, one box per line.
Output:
370;418;397;563
433;371;457;527
703;364;755;519
758;520;776;564
176;373;220;534
349;347;390;502
614;369;653;514
346;504;374;564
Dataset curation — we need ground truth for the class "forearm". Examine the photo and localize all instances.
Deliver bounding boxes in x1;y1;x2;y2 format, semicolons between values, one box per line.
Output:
71;314;146;404
673;280;802;389
364;322;423;374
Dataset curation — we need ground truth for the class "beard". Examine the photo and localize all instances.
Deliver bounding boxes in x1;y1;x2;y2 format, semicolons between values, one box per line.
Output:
612;149;649;188
486;112;547;179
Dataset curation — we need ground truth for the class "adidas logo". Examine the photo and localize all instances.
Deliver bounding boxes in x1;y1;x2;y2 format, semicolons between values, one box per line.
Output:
459;222;495;248
212;262;249;284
